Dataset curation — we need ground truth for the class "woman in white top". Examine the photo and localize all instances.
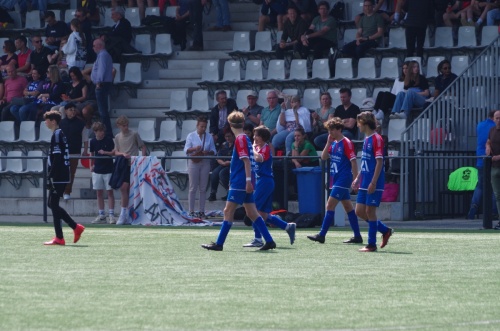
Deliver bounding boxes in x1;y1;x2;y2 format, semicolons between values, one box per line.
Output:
62;19;87;70
373;60;409;120
183;116;216;218
271;95;312;155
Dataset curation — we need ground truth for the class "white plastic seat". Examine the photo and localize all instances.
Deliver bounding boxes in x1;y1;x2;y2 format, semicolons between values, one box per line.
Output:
201;60;220;82
121;62;142;84
457;26;477;47
426;56;446;78
380;57;399;79
451;55;469;75
481;26;499;46
25;10;42;29
282;88;298;97
348;0;364;21
17;121;36;143
387;28;406;48
113;63;121;83
266;59;285;80
232;31;251;51
103;7;114;27
236;90;253;109
254;31;272;51
311;58;330;79
169;90;188;112
334;58;353;79
289;59;308;80
145;6;161;16
342;28;357;47
0;150;23;172
64;9;76;23
327;88;341;106
357;57;376;79
138;120;156;143
245;60;263;80
180;120;198;141
132;34;152;55
25;150;43;173
302;88;321;110
165;6;178;18
350;88;367;107
190;90;210;112
388;118;406;142
38;123;52;143
404;57;423;74
222;60;241;81
168;150;188;173
125;7;141;27
158;120;178;143
0;121;15;143
153;34;172;55
433;27;454;48
258;89;273;103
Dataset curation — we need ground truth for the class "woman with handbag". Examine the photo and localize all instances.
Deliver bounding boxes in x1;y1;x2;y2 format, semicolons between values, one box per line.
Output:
183;116;216;218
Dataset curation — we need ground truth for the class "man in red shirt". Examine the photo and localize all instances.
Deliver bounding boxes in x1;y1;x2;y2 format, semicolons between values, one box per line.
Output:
0;65;28;121
15;36;32;75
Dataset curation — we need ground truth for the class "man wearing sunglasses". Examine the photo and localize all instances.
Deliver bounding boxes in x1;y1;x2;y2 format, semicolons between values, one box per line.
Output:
28;35;54;79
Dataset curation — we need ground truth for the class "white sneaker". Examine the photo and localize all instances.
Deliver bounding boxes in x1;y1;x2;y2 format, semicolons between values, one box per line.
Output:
108;215;116;224
92;215;107;224
116;214;131;225
63;194;71;200
389;113;398;119
243;239;264;247
375;109;385;121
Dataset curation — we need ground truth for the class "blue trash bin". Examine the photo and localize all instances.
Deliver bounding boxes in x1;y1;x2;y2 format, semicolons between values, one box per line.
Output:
293;166;322;214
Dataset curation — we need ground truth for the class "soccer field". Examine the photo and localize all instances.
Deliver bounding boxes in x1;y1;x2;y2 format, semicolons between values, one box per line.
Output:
1;224;499;331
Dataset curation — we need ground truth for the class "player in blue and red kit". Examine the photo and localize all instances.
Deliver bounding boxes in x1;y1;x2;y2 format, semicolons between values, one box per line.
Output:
202;112;276;251
243;126;296;247
353;111;393;252
307;117;362;244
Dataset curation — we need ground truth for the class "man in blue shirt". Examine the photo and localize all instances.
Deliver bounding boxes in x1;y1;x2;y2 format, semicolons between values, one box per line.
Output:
467;110;498;219
90;38;113;138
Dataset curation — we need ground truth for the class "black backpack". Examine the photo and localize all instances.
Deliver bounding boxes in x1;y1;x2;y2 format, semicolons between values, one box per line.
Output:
330;1;345;21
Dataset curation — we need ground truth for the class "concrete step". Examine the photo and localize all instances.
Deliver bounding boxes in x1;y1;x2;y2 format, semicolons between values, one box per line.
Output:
137;88;188;99
169;50;231;60
143;79;199;88
166;59;207;69
204;40;232;51
158;69;201;80
112;108;169;117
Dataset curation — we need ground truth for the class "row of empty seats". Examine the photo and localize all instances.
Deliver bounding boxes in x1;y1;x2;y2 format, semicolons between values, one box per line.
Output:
0;121;52;154
0;150;44;189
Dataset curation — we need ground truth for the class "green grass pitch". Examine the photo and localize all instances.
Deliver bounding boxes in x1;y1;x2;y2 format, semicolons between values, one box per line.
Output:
1;224;499;330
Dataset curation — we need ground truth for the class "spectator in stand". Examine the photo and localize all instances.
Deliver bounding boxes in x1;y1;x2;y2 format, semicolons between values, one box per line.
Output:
443;0;471;27
431;59;458;100
30;64;65;121
101;7;135;62
44;11;71;51
405;0;433;58
312;91;335;149
389;61;430;120
55;66;94;119
241;90;263;126
290;127;318;168
461;0;494;26
15;36;32;75
355;0;392;25
260;90;281;137
243;123;254;143
0;40;18;78
10;68;42;123
29;34;54;80
258;0;287;31
47;36;69;79
276;6;307;60
62;19;87;70
287;0;317;23
342;0;384;59
390;0;406;26
486;0;500;25
189;0;208;51
295;1;337;60
0;65;28;121
209;90;238;148
74;8;95;62
467;110;497;219
173;0;190;51
209;0;232;31
272;95;312;155
91;38;114;138
77;0;100;25
59;102;89;200
184;115;216;218
208;130;234;201
333;88;361;140
373;61;409;120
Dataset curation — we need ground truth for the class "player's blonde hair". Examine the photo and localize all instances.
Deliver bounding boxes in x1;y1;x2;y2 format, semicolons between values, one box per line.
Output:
228;111;245;129
324;117;344;130
357;111;376;130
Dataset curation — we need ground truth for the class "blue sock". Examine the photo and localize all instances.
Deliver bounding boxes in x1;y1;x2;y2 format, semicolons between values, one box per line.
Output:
252;222;262;240
377;220;388;234
267;215;288;230
368;220;377;246
253;217;273;242
347;210;361;238
319;210;335;237
216;220;232;246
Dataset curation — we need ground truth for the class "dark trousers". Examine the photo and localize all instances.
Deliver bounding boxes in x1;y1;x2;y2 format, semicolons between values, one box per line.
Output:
342;39;378;59
294;38;336;60
49;183;77;239
275;44;294;60
190;0;204;47
374;91;396;115
0;102;14;121
405;26;426;58
210;165;230;194
95;83;113;138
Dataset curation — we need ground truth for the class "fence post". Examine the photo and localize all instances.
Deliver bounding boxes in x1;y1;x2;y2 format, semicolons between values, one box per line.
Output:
408;150;417;219
283;156;288;211
483;156;492;229
43;156;48;223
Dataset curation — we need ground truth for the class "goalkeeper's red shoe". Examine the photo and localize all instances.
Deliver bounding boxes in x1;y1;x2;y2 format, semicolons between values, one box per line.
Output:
73;224;85;243
380;228;394;248
44;237;66;245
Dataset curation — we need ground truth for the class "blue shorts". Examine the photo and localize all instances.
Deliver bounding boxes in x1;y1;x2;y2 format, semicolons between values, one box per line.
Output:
227;189;255;205
329;186;351;201
254;177;274;213
356;189;383;207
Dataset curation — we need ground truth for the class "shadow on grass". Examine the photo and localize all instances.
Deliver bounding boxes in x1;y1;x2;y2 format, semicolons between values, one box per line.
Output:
377;251;413;255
